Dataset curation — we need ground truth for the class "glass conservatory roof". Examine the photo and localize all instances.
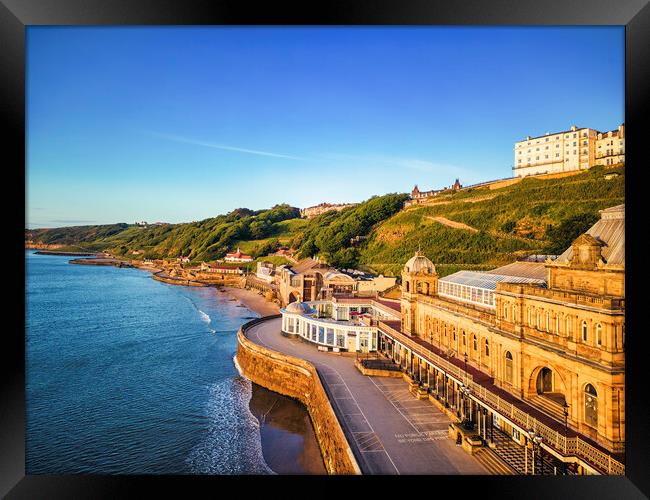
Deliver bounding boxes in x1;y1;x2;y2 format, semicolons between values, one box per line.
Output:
439;270;545;291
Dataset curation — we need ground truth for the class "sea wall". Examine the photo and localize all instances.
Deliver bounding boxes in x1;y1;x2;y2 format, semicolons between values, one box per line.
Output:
152;272;208;287
236;316;361;475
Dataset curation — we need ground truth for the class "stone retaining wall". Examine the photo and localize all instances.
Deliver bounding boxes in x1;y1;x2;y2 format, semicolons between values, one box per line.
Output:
236;316;361;475
151;272;208;287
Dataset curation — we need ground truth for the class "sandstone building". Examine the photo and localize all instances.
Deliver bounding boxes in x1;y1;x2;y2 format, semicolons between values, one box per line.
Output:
277;256;396;306
407;178;462;206
281;204;625;475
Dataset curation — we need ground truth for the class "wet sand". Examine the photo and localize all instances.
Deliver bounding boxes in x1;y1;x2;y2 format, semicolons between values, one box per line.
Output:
225;286;325;474
223;286;280;316
249;383;326;475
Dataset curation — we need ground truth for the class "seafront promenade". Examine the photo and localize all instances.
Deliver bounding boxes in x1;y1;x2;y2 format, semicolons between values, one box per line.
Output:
243;316;488;475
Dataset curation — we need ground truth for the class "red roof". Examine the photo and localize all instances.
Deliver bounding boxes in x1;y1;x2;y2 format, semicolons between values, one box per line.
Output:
225;247;252;259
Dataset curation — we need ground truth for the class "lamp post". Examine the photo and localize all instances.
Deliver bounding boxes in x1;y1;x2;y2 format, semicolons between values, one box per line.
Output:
527;429;543;475
563;401;570;475
463;351;468;382
460;383;472;429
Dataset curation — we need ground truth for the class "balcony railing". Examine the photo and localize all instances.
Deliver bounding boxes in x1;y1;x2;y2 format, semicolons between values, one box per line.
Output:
377;320;625;475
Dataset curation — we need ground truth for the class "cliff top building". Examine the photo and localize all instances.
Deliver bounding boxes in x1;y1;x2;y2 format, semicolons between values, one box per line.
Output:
300;202;357;219
406;179;463;207
514;124;624;178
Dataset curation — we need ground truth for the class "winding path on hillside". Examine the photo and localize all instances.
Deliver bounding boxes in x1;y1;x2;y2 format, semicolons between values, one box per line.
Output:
425;216;479;233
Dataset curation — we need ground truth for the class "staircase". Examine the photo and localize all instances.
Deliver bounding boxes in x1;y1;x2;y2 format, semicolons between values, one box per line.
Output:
474;448;517;475
528;394;566;422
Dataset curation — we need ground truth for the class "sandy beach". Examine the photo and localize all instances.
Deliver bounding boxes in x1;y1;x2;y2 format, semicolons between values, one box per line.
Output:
248;384;326;474
223;286;280;316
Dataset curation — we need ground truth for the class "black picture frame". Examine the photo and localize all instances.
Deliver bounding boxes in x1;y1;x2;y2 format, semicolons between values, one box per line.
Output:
4;0;649;497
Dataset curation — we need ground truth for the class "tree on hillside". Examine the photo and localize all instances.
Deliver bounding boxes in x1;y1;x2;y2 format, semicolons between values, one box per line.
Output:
545;213;599;255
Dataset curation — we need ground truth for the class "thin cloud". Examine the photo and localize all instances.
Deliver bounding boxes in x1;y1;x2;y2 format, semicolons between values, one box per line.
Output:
147;132;311;161
321;153;481;180
48;219;98;224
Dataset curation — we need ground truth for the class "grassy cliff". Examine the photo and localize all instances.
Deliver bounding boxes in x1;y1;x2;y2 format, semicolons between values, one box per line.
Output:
359;165;624;276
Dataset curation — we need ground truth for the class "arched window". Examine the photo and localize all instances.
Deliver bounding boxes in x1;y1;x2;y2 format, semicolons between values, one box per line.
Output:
555;314;560;334
545;312;550;332
405;281;410;292
566;317;572;337
584;384;598;427
513;304;518;319
444;324;447;338
472;334;477;351
453;328;456;341
582;321;588;342
505;351;513;384
485;339;490;357
503;302;508;319
527;308;532;326
462;331;466;346
596;323;602;346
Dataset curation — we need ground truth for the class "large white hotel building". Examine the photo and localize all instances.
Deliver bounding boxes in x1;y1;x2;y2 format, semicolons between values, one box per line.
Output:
513;124;624;177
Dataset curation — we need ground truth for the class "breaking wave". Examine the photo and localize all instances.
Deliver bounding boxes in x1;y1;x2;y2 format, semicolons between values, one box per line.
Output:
185;377;275;475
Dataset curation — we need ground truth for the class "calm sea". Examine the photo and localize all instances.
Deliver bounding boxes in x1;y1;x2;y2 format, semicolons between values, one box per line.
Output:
25;250;273;474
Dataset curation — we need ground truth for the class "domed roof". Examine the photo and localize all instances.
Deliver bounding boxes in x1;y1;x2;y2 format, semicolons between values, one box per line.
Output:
285;301;316;315
404;250;435;275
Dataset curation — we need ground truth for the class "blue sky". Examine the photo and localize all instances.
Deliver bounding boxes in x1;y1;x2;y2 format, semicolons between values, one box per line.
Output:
26;26;624;228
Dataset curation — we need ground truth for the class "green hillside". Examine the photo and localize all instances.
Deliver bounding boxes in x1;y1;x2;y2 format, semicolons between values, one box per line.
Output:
26;204;303;262
359;165;624;276
26;166;624;275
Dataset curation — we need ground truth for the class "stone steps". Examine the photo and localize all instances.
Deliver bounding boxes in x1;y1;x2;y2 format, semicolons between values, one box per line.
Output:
528;395;566;423
474;448;517;475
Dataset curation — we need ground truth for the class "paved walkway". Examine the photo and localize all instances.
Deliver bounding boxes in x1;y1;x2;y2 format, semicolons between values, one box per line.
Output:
246;317;488;475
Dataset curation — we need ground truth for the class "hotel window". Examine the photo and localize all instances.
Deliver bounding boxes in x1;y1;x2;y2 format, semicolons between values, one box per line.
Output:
472;335;477;352
596;323;602;346
573;141;577;146
485;339;490;357
505;351;513;384
584;384;598;428
582;321;588;342
462;331;466;346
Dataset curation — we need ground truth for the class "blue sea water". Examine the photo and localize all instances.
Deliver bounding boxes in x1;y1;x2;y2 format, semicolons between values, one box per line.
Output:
25;251;273;474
